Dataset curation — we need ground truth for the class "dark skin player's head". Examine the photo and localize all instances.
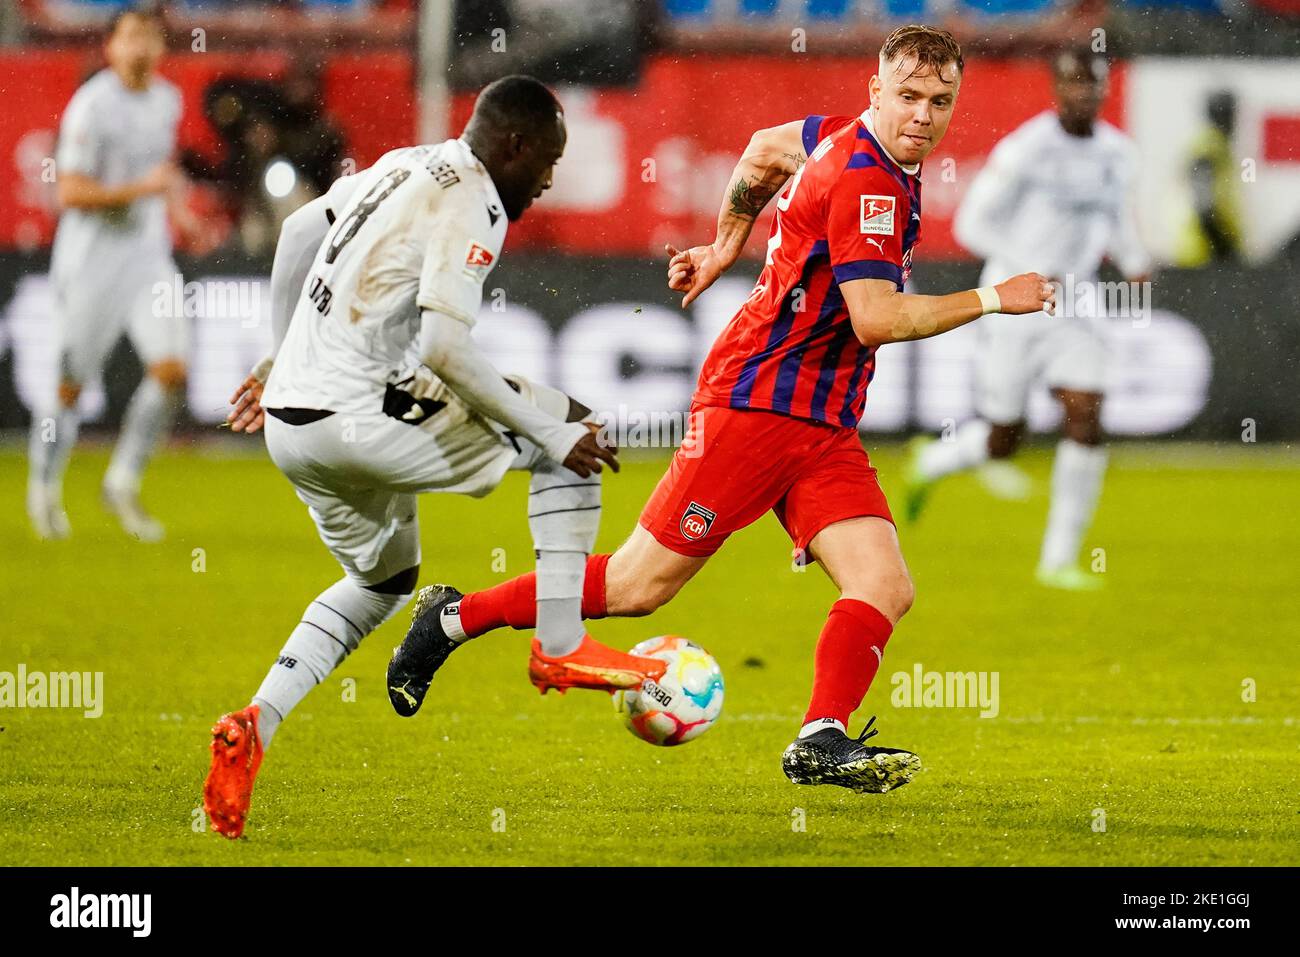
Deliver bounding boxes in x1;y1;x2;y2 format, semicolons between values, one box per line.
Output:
1207;90;1236;136
461;75;565;221
1053;48;1108;137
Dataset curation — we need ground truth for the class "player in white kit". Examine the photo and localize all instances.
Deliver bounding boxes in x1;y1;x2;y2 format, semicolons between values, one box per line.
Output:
27;9;194;542
904;49;1152;590
203;77;665;839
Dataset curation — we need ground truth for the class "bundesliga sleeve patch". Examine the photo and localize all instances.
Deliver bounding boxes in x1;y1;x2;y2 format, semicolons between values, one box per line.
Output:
860;195;896;236
465;242;495;267
461;241;495;280
679;501;717;541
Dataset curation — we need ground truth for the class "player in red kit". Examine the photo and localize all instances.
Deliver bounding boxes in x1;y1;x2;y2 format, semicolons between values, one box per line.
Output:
389;26;1056;792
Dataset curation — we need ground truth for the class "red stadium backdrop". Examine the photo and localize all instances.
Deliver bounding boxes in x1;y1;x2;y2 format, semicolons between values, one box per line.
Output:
0;52;1123;259
0;49;415;251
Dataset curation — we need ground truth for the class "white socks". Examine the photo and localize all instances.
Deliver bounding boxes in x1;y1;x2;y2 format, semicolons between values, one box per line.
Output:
528;456;601;657
253;577;411;747
536;551;586;656
920;421;1108;573
1039;439;1108;571
918;418;991;480
105;377;177;493
28;405;80;493
799;718;846;739
28;377;175;511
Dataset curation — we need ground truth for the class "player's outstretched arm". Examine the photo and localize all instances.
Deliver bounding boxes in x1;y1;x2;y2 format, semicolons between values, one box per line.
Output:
419;310;618;477
667;120;805;307
842;274;1056;346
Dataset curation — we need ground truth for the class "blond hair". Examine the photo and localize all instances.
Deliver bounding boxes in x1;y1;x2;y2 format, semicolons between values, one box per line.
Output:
879;25;964;81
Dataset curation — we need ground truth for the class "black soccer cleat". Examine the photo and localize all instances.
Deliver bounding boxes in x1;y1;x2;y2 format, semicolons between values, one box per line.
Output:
387;584;464;717
781;716;921;794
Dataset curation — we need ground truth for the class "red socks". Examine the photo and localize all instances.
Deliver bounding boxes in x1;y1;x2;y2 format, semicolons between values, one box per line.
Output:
458;554;611;638
802;598;894;728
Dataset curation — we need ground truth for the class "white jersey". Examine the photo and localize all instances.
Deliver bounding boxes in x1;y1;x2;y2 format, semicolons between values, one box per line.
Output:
264;138;507;413
954;112;1152;286
50;69;182;283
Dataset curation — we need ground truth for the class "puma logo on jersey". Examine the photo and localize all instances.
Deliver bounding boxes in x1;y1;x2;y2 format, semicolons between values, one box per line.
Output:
864;237;886;254
860;194;896;236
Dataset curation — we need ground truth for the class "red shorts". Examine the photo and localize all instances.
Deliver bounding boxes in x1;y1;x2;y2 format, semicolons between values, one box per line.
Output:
638;403;893;559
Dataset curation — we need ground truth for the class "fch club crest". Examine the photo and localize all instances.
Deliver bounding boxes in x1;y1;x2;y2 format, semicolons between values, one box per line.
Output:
680;501;717;541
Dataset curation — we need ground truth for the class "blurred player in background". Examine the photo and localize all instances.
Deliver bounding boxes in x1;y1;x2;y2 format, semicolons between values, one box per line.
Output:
394;27;1055;794
204;76;664;839
1178;90;1243;265
904;48;1153;591
27;8;201;542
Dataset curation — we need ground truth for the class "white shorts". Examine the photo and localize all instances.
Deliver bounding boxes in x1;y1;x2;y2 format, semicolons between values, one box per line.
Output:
973;311;1109;425
52;253;189;386
264;375;569;586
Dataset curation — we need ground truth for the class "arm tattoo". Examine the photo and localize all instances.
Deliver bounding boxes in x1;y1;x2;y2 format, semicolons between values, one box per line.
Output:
728;177;779;219
726;150;807;219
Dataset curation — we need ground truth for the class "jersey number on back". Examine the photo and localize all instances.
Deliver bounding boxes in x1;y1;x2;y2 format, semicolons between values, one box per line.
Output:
324;167;412;265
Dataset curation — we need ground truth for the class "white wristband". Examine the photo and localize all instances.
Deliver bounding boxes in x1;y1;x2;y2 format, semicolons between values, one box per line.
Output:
975;286;1002;316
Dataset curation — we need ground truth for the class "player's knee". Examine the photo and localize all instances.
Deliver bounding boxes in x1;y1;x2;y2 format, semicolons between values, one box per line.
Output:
366;565;419;596
1063;414;1103;447
987;423;1022;459
57;380;82;407
885;570;916;621
841;567;912;623
148;359;187;391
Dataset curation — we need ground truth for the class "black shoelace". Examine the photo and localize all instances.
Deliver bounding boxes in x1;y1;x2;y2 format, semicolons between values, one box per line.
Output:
856;715;879;744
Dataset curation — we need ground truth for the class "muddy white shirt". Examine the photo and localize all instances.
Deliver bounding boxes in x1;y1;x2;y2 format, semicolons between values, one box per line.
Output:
50;69;182;283
264;138;508;413
954;112;1152;286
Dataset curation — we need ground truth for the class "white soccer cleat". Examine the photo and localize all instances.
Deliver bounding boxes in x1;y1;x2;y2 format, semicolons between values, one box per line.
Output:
1035;564;1104;592
102;483;165;543
976;459;1033;501
27;483;71;541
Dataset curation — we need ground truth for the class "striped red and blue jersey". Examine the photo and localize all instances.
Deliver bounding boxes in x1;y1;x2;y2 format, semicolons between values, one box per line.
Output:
694;111;923;429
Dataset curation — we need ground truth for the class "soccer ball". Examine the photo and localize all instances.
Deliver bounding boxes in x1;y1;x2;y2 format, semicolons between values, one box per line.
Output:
612;636;724;746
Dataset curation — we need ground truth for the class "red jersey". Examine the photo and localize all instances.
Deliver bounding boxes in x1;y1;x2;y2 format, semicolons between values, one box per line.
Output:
694;111;923;429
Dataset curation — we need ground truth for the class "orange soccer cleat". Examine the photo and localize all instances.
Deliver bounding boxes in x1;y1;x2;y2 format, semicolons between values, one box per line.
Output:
203;704;264;840
529;634;667;695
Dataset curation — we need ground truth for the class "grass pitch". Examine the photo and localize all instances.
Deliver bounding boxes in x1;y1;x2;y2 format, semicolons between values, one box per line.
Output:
0;440;1296;866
